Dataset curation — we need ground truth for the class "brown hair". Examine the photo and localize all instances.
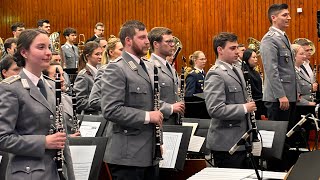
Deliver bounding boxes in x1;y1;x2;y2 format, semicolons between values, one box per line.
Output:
78;41;101;71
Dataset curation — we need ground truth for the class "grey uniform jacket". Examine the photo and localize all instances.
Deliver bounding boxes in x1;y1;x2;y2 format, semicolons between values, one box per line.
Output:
73;64;96;113
0;71;75;180
101;51;158;167
260;27;298;102
204;60;250;152
150;54;179;125
88;64;108;111
61;44;79;68
295;68;313;105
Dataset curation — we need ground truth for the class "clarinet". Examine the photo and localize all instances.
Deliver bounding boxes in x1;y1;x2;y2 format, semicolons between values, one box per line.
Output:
153;66;163;160
242;65;260;144
311;63;317;102
70;84;80;134
49;67;66;180
176;56;186;125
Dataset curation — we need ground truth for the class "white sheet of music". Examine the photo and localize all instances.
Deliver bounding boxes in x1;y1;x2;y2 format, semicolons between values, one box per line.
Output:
159;132;182;168
70;145;96;180
182;122;198;137
79;121;101;137
188;135;205;152
259;130;275;148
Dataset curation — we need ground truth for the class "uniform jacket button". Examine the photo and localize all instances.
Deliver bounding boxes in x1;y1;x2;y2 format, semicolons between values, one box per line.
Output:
26;166;31;174
229;124;233;127
124;130;128;133
50;115;54;119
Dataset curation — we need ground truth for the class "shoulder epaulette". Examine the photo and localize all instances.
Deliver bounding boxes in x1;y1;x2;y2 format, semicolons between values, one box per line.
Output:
267;31;275;37
1;75;21;84
78;68;87;75
127;61;138;71
210;64;218;71
194;70;200;74
99;64;108;70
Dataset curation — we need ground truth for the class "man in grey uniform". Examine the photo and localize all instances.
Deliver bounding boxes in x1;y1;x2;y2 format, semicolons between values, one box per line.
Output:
204;32;256;168
148;27;185;125
101;20;163;180
61;27;79;68
260;3;298;121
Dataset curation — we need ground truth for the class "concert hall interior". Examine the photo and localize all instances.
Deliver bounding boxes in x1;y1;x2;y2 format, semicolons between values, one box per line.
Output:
1;0;320;180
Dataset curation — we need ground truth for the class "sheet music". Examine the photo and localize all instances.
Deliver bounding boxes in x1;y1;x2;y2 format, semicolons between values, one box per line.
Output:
188;135;205;152
79;121;101;137
182;122;198;137
259;130;275;148
70;145;96;180
159;132;182;168
0;155;2;163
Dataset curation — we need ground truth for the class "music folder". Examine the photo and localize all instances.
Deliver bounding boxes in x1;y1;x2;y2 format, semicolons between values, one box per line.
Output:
160;125;192;171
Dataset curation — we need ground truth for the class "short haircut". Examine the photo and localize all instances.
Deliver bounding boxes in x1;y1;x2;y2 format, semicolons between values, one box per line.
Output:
119;20;146;46
4;38;17;53
63;27;77;37
212;32;238;57
268;4;289;24
0;55;16;79
11;22;25;31
291;44;303;57
37;19;50;27
95;22;104;29
94;37;106;43
148;27;173;51
294;38;310;46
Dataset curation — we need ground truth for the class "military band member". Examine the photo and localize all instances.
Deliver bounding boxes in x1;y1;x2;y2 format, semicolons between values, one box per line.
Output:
0;55;21;80
101;20;163;180
73;41;102;114
37;19;51;34
185;51;207;97
148;27;185;125
89;36;123;111
0;29;74;180
260;3;298;121
292;44;315;106
204;32;256;168
61;27;79;68
233;44;245;68
86;22;104;43
11;22;25;38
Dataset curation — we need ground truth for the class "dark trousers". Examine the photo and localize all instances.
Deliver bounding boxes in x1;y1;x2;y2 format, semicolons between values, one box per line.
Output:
264;101;297;171
108;164;159;180
264;101;296;122
211;151;249;169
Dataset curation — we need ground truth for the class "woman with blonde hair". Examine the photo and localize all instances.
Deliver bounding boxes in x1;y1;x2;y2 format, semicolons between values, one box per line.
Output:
100;35;123;65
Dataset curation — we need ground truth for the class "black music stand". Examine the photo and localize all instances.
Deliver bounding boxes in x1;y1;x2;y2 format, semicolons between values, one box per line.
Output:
0;151;8;180
79;115;107;137
286;150;320;180
69;137;108;180
160;125;192;171
184;93;210;119
256;120;288;160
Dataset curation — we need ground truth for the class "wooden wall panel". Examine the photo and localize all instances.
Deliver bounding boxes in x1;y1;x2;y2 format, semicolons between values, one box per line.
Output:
0;0;320;72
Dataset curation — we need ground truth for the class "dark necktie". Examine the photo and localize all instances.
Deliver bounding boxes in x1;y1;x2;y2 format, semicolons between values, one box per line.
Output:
232;68;242;84
140;60;148;74
37;79;47;99
166;62;173;75
300;65;310;77
284;33;291;45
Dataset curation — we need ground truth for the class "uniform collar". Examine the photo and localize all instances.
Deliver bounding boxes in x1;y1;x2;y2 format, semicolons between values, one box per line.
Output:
22;68;44;87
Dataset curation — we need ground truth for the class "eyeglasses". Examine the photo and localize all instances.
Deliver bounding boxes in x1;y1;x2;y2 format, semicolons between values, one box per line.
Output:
96;29;104;31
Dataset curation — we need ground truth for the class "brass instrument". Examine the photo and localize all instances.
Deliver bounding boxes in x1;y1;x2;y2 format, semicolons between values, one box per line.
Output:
49;32;61;53
153;66;163;160
170;36;183;66
49;67;66;180
0;37;4;58
247;37;261;56
78;34;86;56
293;38;316;55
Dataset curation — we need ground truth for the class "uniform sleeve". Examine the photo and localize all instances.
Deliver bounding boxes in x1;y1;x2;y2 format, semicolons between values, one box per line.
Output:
73;74;90;112
185;73;196;97
88;70;104;111
0;84;46;157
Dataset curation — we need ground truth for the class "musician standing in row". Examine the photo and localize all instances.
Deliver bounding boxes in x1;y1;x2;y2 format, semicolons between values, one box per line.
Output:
260;3;297;121
204;32;256;168
0;29;74;180
148;27;185;125
185;51;207;97
294;38;318;93
101;20;163;180
61;27;79;69
86;22;104;43
74;41;102;114
37;19;51;34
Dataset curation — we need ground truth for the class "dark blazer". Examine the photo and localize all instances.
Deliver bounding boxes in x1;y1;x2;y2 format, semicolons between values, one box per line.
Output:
101;51;158;167
185;68;205;97
0;71;75;180
86;35;98;43
204;60;250;152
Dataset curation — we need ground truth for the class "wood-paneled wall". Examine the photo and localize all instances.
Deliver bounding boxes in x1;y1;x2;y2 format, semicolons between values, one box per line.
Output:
0;0;319;72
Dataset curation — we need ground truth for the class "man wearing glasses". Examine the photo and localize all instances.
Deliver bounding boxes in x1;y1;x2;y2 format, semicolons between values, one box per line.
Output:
148;27;185;125
86;22;104;43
